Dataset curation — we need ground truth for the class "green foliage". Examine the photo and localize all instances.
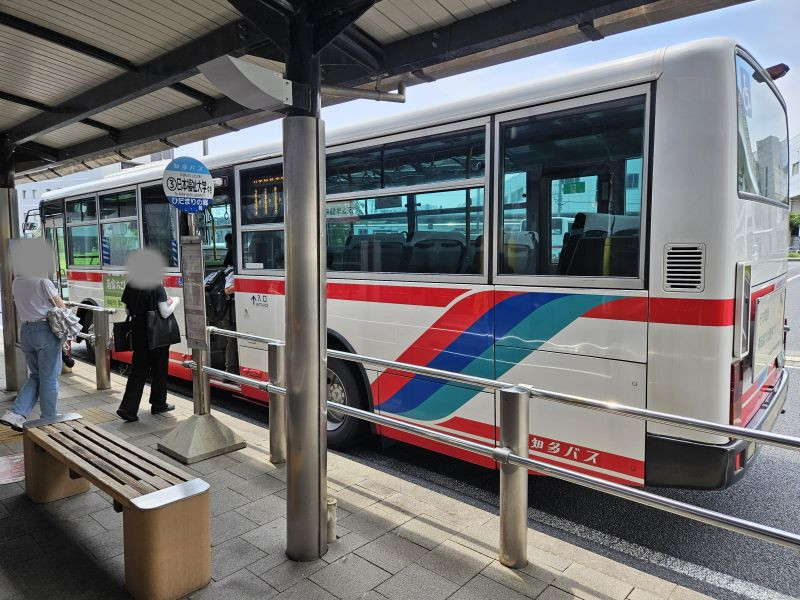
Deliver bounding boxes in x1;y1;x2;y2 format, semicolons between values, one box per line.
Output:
790;213;800;234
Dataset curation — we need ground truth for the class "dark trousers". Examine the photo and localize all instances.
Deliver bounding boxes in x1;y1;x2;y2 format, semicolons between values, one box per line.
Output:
119;345;170;414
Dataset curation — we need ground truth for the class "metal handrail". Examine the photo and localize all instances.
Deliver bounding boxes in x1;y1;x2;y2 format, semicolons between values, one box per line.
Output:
204;326;798;453
185;361;285;396
328;400;800;551
328;348;514;390
505;451;800;551
183;352;800;554
206;325;279;345
65;301;116;314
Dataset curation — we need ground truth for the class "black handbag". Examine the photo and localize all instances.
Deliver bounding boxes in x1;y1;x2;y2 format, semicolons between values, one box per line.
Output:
113;286;144;352
113;318;133;352
146;293;182;349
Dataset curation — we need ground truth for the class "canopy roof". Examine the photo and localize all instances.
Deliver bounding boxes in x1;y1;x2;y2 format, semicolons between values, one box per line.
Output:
0;0;749;183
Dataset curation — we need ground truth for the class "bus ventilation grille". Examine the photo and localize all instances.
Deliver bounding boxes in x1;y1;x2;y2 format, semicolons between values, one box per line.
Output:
663;244;705;292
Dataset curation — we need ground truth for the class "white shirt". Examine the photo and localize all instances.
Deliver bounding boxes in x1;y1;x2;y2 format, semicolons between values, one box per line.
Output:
12;277;58;323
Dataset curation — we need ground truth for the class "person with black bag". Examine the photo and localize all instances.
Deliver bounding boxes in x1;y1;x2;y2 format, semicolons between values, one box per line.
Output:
116;250;181;422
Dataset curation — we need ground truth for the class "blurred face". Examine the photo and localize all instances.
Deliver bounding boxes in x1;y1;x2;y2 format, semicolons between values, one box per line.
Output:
126;249;167;287
11;239;53;278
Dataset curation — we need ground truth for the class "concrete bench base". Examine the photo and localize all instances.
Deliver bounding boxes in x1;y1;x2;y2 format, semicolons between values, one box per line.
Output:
23;414;211;600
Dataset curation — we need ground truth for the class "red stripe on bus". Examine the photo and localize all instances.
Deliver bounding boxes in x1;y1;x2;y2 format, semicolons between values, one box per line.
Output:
583;297;648;321
649;298;735;326
234;278;468;307
437;416;496;441
524;454;644;487
235;278;285;295
434;416;643;479
67;271;103;282
67;272;181;288
378;420;643;484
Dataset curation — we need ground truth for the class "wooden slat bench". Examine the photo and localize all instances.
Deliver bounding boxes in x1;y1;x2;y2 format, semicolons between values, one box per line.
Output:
23;413;210;600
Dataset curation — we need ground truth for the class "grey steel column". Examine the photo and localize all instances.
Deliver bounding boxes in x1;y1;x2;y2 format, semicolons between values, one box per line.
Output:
94;310;111;390
284;114;328;561
0;152;19;391
498;386;529;568
268;341;287;464
187;217;209;415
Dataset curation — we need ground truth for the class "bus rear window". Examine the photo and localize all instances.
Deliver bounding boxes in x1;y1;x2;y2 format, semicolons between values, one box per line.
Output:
736;55;789;204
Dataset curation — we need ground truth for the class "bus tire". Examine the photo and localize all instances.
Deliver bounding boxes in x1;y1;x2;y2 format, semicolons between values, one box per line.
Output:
326;357;366;449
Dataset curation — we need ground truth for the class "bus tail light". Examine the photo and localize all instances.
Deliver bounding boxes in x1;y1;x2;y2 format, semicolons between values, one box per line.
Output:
730;360;743;426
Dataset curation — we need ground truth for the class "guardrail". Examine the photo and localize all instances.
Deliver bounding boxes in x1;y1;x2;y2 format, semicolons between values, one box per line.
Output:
187;328;800;568
64;301;115;390
205;327;285;464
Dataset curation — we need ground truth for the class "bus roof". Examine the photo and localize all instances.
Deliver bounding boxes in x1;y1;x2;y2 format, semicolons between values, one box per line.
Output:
42;38;740;203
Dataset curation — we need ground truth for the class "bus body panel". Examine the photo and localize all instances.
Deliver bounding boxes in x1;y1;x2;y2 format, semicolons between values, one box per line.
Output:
500;350;646;485
44;38;788;490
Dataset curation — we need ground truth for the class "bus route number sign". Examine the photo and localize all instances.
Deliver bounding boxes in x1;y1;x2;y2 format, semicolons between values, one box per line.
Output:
163;156;214;213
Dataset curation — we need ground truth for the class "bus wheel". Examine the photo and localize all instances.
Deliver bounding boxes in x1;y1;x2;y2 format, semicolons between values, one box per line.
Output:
326;358;365;449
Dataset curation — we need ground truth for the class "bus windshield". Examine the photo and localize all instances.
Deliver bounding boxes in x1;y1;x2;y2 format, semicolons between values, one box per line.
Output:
736;54;789;204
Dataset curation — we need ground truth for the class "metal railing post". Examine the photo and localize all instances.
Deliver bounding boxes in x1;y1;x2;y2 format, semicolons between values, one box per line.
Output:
93;309;111;390
498;386;529;568
267;341;287;464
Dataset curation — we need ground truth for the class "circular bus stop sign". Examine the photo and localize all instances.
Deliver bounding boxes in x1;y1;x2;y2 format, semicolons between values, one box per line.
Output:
162;156;214;213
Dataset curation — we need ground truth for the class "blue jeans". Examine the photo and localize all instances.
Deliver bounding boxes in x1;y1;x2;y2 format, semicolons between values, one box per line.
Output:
12;321;62;419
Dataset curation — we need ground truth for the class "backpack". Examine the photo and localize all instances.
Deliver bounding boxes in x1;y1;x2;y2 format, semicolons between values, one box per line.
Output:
204;269;229;324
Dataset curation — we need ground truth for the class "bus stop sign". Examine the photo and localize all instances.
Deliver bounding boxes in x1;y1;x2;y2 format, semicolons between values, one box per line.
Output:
163;156;214;213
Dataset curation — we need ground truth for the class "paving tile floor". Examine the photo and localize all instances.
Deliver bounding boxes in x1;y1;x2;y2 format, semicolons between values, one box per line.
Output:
0;356;713;600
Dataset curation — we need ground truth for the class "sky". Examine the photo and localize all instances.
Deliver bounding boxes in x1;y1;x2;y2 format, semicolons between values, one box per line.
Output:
177;0;800;160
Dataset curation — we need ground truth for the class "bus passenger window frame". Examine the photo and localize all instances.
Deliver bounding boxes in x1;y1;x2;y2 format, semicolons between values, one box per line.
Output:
492;85;651;291
138;181;181;272
235;158;285;274
324;118;490;284
98;186;140;269
65;194;100;269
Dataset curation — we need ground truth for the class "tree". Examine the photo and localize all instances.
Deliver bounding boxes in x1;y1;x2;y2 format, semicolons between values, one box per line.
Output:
790;213;800;236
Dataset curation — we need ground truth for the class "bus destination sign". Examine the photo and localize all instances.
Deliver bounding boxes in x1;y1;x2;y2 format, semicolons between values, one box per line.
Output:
162;156;214;213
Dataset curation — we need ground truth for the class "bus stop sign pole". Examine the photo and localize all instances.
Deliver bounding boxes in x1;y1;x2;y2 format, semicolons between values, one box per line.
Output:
158;158;245;463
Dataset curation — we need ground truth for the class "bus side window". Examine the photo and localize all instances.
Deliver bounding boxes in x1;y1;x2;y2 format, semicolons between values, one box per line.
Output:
99;189;139;267
239;165;284;271
325;187;484;275
499;97;645;278
141;184;179;268
66;196;100;267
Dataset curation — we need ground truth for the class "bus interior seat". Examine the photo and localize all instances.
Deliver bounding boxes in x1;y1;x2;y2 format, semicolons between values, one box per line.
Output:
503;231;538;274
407;231;466;273
252;237;283;270
465;234;483;274
342;233;407;272
558;212;639;276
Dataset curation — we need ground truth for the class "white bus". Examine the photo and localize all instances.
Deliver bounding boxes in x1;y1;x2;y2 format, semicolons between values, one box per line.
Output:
41;38;789;489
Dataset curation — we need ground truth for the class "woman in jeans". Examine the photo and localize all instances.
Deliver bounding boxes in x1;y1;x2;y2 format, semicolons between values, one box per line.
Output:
116;250;180;422
0;242;67;430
